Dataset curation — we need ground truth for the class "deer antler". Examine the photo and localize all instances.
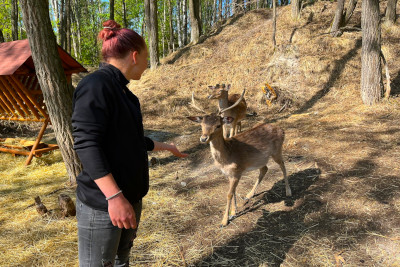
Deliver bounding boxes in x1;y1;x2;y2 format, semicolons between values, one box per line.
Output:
218;89;246;115
190;92;207;114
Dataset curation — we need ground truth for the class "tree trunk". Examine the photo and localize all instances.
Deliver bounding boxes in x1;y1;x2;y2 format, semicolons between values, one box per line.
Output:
168;0;175;52
145;0;159;69
72;0;82;60
291;0;301;19
272;0;276;48
219;0;223;20
66;0;71;53
189;0;201;44
213;0;217;23
177;0;183;47
361;0;382;105
19;0;82;184
225;0;230;18
12;0;19;40
0;29;4;43
234;0;244;14
330;0;345;37
60;0;66;48
183;0;188;45
51;0;60;43
122;0;128;27
110;0;115;20
385;0;397;24
344;0;358;25
70;4;78;59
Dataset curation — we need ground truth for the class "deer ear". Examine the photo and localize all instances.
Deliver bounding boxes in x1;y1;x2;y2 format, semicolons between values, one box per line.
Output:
226;84;231;91
187;116;203;123
208;86;214;90
222;117;234;124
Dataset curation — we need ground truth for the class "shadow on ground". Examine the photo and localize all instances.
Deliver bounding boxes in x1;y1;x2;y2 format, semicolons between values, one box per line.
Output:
195;168;321;266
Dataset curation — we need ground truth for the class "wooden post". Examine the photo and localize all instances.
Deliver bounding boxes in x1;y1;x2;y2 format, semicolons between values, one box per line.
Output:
25;117;49;165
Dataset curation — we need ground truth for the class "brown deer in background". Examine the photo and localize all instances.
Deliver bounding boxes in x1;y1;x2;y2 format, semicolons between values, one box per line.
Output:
187;100;292;226
208;84;247;138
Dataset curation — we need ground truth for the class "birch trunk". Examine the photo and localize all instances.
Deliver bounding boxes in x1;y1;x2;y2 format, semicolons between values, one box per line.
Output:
168;0;175;52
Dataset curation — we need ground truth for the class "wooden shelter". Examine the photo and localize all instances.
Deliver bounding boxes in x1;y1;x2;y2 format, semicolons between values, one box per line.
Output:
0;39;86;165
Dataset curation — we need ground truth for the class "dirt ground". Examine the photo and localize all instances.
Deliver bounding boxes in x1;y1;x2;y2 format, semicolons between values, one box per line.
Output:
126;2;400;266
1;1;400;266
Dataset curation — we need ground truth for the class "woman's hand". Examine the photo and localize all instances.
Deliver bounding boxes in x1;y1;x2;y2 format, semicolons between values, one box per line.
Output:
108;194;137;229
167;143;188;158
152;141;188;158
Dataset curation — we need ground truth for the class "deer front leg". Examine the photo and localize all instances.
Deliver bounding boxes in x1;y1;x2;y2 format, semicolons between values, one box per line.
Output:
229;120;237;137
236;121;242;134
223;124;230;139
222;177;239;226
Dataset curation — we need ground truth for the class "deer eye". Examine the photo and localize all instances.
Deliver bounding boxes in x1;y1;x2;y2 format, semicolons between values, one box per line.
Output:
216;125;221;129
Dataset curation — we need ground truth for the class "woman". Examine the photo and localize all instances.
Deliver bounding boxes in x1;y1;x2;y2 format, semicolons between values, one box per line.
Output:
72;20;188;267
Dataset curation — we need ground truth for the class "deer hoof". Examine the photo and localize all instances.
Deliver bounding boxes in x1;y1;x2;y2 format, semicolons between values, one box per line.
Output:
286;188;292;197
221;219;229;227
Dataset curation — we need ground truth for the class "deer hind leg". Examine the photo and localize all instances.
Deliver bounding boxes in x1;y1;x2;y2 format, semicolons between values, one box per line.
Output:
222;177;239;226
244;166;268;204
231;192;237;219
272;153;292;197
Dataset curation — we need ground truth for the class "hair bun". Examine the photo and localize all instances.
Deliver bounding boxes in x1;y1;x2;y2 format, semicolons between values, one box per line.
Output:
103;20;121;30
99;20;121;41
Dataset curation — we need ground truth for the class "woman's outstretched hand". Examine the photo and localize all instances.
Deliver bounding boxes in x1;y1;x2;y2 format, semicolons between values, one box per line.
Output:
152;140;188;158
168;143;188;158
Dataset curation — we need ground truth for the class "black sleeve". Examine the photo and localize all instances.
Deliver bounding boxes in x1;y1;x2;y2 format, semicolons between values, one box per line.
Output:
71;75;112;180
144;137;154;151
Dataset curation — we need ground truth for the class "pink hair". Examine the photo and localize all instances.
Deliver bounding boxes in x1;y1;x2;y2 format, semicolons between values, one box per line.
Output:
98;20;146;62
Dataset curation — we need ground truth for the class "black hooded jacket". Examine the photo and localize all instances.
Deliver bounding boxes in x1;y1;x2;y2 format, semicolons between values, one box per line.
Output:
72;63;154;211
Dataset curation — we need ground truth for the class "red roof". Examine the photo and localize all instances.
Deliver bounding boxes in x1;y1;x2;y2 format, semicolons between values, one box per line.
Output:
0;39;87;76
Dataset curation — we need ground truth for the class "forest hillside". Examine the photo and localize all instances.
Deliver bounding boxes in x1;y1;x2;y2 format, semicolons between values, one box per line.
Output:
1;1;400;266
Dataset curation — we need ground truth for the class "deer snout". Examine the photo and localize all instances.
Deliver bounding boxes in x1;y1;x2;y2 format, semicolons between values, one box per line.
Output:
200;135;210;143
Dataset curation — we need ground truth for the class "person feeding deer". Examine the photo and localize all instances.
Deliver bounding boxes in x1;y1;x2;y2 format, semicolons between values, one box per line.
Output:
72;20;188;267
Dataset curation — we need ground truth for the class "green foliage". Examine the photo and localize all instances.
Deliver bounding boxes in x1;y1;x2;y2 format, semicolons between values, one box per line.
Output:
1;0;245;66
0;0;17;42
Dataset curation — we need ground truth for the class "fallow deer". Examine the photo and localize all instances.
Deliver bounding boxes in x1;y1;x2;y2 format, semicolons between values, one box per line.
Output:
187;100;292;226
208;84;247;138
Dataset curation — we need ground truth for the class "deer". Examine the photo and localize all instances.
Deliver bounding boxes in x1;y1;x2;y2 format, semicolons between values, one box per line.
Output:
207;84;247;138
187;96;292;227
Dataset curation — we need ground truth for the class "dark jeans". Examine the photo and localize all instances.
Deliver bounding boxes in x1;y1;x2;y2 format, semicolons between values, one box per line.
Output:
76;197;142;267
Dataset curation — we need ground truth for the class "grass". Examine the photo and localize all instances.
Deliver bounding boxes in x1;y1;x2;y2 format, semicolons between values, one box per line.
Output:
1;1;400;266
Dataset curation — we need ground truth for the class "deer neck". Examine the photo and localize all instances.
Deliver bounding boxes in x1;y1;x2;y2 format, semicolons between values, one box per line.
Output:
218;96;229;110
209;134;229;163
